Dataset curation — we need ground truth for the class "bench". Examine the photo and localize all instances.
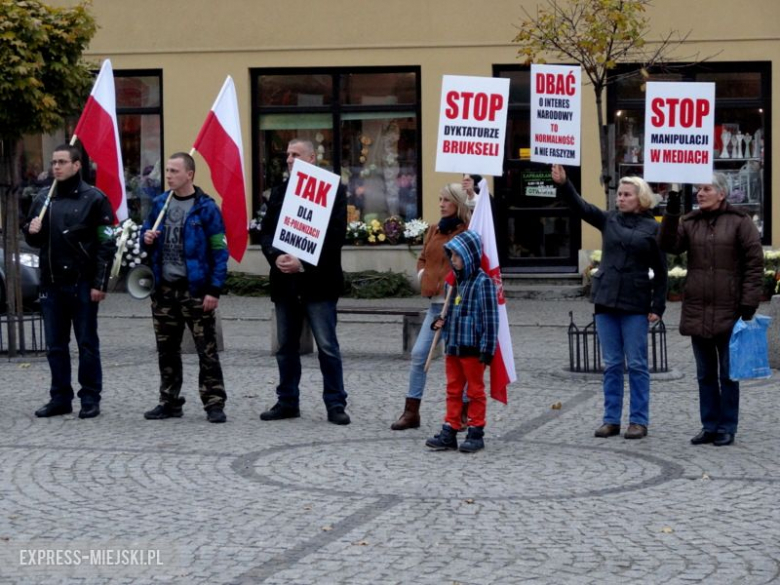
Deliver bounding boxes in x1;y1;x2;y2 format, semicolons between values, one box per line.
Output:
270;306;432;357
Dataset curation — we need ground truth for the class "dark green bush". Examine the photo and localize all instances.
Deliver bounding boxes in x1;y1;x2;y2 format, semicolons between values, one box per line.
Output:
225;270;414;299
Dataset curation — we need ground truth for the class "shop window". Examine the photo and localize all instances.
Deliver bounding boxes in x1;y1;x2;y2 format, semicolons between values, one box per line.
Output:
253;67;421;229
609;62;771;243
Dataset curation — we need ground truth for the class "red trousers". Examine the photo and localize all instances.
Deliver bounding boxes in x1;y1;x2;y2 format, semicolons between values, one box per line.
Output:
444;355;487;430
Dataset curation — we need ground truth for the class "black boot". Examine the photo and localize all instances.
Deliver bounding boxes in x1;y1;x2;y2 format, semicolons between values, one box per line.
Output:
391;398;421;430
425;424;458;451
459;426;485;453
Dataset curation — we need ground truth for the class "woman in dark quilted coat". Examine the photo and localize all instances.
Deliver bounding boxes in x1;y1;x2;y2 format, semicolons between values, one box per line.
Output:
659;172;763;447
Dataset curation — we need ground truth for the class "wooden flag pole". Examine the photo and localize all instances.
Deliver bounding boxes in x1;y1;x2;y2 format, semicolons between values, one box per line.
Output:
37;134;79;222
423;284;455;373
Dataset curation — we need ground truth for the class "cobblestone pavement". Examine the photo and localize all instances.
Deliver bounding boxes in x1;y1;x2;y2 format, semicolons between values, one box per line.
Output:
0;293;778;585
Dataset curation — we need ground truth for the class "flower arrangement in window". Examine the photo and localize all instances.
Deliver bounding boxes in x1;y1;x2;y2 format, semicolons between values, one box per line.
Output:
403;219;428;245
346;221;369;245
763;249;780;297
667;266;687;298
366;219;386;244
382;216;404;245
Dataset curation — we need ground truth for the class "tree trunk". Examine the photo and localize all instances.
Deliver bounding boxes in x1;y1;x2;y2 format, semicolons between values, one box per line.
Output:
594;88;612;206
0;138;24;356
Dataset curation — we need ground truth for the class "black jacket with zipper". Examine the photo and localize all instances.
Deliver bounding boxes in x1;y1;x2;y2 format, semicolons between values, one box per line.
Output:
23;179;116;291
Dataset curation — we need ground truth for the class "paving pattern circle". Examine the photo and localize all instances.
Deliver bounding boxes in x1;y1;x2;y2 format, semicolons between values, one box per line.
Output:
235;438;684;500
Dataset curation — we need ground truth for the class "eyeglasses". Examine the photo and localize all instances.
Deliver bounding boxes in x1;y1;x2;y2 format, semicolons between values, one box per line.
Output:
50;159;73;166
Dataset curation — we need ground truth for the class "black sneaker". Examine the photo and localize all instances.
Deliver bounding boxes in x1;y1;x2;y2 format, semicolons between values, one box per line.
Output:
260;402;300;421
206;407;227;423
35;402;73;418
144;403;184;420
78;404;101;419
327;406;350;426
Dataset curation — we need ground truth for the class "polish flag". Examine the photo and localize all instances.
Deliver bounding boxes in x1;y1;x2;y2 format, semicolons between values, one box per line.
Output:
73;59;127;222
193;76;248;262
469;189;516;403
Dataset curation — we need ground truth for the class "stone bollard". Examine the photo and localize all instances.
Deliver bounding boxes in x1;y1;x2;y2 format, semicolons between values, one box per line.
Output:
182;309;224;354
767;296;780;369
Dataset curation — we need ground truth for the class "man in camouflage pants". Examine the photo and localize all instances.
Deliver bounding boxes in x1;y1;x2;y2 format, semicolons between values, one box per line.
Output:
141;152;229;423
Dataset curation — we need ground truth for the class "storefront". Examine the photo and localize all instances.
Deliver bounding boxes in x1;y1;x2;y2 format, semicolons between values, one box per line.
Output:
9;0;780;277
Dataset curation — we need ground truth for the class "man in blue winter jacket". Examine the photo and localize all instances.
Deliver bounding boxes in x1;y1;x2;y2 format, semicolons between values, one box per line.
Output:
141;152;229;423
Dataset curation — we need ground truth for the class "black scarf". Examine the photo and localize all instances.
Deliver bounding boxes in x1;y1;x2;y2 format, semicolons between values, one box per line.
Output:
437;216;463;234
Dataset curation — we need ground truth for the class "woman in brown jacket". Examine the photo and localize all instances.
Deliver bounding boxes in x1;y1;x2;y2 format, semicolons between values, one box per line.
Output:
659;172;764;446
391;183;471;430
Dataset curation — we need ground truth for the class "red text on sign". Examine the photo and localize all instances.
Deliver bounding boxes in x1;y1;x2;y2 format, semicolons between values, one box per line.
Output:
535;72;576;96
293;172;331;207
650;98;710;129
444;92;504;121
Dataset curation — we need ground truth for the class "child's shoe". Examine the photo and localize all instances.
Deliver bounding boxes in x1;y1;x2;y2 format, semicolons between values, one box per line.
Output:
459;426;485;453
425;424;458;451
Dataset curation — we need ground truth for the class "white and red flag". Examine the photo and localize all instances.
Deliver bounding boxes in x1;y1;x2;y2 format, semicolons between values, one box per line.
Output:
73;59;127;222
193;76;248;262
469;191;516;403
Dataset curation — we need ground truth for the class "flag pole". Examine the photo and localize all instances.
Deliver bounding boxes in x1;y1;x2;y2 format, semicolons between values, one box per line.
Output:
424;284;455;373
150;147;196;231
37;134;79;222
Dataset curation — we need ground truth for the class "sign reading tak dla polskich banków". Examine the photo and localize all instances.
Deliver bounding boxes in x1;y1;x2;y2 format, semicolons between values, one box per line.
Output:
643;81;715;184
530;64;582;166
272;158;339;266
435;75;510;177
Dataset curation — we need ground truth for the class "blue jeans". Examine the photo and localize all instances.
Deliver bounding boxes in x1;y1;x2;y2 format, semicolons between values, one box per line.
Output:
691;334;739;434
274;298;347;410
595;313;650;426
407;303;443;399
40;280;102;406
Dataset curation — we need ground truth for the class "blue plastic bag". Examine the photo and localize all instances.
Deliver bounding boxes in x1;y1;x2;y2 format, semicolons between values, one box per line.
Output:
729;314;773;381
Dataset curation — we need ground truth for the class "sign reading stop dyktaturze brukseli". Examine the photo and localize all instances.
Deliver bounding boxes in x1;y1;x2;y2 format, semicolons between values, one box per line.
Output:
435;75;510;177
530;64;582;166
272;158;339;266
643;81;715;184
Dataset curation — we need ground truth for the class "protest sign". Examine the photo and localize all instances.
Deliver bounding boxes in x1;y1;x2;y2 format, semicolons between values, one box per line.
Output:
272;158;339;266
644;81;715;183
530;64;581;165
436;75;510;176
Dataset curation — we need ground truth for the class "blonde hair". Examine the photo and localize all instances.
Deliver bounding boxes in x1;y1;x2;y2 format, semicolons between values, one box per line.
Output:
618;176;657;211
440;183;472;223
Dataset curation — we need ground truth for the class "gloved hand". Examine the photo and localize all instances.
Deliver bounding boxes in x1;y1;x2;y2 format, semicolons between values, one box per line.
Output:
430;316;446;331
479;352;493;366
739;305;756;321
665;190;682;214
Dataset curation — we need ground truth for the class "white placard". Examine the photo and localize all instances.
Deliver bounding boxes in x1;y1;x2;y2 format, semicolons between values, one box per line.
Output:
530;64;582;165
643;81;715;184
272;159;339;266
435;75;510;177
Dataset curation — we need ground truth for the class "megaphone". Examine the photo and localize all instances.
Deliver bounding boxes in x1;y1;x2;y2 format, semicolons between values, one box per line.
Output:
126;264;155;299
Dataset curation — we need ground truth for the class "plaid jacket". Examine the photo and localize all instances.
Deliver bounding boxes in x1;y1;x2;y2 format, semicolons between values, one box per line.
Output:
441;230;498;360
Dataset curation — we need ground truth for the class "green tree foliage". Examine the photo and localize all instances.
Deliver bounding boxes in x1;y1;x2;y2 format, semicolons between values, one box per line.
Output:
0;0;96;140
513;0;688;195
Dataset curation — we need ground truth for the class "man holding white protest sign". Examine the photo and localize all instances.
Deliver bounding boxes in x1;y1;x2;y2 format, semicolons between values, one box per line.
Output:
259;139;350;425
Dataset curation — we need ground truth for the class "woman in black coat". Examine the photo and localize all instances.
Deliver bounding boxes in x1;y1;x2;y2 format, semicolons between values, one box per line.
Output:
552;164;667;439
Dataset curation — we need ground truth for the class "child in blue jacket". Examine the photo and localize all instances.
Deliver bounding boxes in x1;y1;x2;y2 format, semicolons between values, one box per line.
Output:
426;230;498;453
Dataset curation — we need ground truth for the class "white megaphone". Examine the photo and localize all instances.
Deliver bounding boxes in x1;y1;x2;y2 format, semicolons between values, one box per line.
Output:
126;264;156;299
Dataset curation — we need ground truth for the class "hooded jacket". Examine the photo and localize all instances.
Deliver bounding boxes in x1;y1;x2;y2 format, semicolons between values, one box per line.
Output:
441;230;498;360
142;187;228;298
557;180;667;316
658;201;763;338
24;179;116;291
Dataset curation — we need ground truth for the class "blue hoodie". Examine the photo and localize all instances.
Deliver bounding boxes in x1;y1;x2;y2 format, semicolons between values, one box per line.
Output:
442;230;498;361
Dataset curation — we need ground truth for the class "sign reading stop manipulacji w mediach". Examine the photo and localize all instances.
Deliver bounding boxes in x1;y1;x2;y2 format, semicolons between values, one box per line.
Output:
435;75;510;177
530;64;582;166
272;158;339;266
643;81;715;184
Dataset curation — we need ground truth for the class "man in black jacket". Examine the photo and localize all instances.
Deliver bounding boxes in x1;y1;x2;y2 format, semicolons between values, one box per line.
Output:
24;144;116;419
258;138;349;425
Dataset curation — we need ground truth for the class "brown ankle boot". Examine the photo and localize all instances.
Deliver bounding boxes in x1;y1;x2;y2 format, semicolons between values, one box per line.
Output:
391;398;421;430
